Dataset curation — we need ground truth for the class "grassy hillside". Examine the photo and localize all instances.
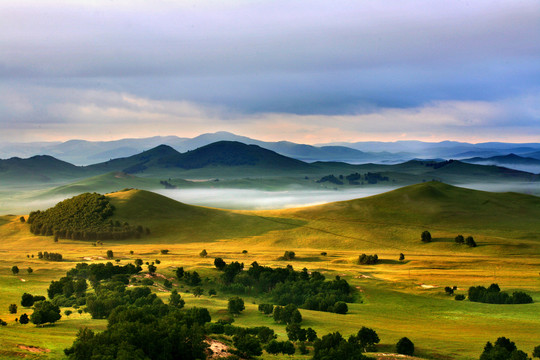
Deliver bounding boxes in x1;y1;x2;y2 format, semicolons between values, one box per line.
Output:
249;182;540;253
0;184;539;359
106;189;303;242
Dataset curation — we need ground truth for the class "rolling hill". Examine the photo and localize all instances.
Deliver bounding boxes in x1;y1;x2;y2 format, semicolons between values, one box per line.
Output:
258;181;540;252
106;189;303;242
0;155;87;184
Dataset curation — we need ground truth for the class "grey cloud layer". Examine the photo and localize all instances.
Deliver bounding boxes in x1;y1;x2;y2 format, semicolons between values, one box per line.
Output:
0;0;539;141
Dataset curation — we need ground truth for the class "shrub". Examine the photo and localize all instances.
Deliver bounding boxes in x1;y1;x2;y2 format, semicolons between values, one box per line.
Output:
396;337;414;355
283;251;296;260
455;294;465;301
228;297;245;315
200;249;208;257
9;304;17;314
421;230;432;243
160;249;169;254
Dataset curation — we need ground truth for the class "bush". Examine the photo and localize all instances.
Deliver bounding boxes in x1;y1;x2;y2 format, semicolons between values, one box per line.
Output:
283;251;296;260
9;304;17;314
31;300;61;326
160;249;169;254
455;294;465;301
200;249;208;257
358;254;378;265
421;230;432;243
396;337;414;355
11;266;19;275
228;297;245;315
106;250;114;259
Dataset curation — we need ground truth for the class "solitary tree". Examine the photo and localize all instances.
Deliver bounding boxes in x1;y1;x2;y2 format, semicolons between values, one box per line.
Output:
27;267;33;274
421;231;432;243
399;253;405;261
147;264;156;274
106;250;114;259
11;266;19;275
396;337;414;355
9;304;17;314
199;249;208;257
455;235;465;244
228;297;245;315
466;236;477;247
283;251;296;260
134;258;143;266
214;257;226;270
357;326;380;352
19;313;29;324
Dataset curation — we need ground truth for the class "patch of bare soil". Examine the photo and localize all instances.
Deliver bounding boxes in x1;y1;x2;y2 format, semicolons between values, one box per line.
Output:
17;345;50;353
205;338;233;359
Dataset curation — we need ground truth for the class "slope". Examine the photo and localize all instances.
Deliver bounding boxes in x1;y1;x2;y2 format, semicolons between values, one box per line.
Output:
256;182;540;252
106;189;304;243
0;155;87;184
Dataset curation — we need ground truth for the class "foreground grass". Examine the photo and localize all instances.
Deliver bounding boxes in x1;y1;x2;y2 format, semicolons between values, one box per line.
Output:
0;221;538;359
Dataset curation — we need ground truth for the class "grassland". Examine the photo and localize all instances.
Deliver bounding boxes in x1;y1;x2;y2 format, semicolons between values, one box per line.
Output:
0;183;538;359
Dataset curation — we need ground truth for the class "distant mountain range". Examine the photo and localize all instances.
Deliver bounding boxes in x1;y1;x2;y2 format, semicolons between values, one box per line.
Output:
1;141;539;189
3;131;540;166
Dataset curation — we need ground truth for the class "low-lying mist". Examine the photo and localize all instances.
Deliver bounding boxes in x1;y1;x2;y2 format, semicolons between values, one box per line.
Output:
1;182;539;215
153;187;398;210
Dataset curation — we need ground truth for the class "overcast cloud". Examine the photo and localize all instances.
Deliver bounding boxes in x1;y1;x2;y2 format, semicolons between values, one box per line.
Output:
1;0;539;143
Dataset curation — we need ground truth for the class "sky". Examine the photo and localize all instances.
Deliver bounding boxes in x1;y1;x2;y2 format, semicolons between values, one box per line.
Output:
1;0;539;144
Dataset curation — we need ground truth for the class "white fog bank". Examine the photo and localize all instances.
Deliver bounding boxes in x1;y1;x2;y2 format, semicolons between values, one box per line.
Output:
153;187;399;210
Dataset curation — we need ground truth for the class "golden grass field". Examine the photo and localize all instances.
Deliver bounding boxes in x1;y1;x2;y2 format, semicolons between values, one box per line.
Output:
0;183;538;359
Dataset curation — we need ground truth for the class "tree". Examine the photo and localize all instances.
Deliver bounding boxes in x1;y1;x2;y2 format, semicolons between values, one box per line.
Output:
214;257;226;270
193;287;203;297
199;249;207;257
283;251;296;260
106;250;114;259
233;333;262;358
258;303;274;315
466;236;477;247
11;266;19;275
306;327;318;342
399;253;405;261
175;267;184;279
396;337;414;355
9;304;17;314
421;231;432;243
147;264;156;274
356;326;380;352
31;301;61;326
333;302;348;314
445;286;454;295
533;345;540;358
282;341;296;355
286;323;301;341
169;290;185;308
455;235;465;244
228;297;245;315
480;337;529;360
242;250;248;254
21;293;35;307
134;258;143;266
160;249;169;254
27;267;33;274
19;313;29;324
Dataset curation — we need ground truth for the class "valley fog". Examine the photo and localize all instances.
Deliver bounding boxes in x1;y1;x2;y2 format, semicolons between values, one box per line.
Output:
154;187;399;210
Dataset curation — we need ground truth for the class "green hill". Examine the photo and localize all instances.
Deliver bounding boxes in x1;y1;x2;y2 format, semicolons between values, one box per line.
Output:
0;155;86;184
262;181;540;252
106;189;302;243
88;141;314;176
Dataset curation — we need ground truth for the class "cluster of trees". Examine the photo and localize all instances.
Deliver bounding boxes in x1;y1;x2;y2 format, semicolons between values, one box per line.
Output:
27;192;149;241
64;304;211;360
273;304;302;324
21;293;46;307
214;260;353;314
480;337;530;360
316;175;344;185
358;254;379;265
317;172;390;186
312;330;413;360
176;267;202;286
37;251;63;261
286;324;318;342
455;234;477;247
468;284;533;304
